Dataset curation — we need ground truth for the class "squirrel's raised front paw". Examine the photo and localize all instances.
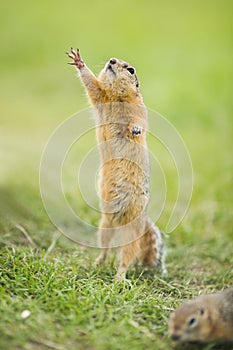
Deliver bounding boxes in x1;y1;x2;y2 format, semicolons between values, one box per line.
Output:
66;48;84;69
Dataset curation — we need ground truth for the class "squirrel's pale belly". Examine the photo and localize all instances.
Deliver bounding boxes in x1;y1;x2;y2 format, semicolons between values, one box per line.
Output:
99;158;149;225
96;103;149;226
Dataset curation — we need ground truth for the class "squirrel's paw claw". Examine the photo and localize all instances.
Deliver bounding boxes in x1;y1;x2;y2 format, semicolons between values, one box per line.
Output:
66;48;84;69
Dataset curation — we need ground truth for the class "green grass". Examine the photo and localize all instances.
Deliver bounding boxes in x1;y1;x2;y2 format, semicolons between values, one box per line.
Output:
0;0;233;349
1;244;232;350
0;242;232;350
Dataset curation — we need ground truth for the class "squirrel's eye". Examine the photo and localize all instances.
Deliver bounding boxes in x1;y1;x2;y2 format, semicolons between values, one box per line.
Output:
127;67;135;75
188;317;197;327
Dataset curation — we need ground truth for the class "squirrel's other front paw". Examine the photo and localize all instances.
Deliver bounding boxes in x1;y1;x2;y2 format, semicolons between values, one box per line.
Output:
66;48;84;69
131;125;142;136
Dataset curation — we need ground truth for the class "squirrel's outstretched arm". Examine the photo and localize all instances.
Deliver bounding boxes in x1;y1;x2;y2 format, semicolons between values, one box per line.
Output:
66;48;102;104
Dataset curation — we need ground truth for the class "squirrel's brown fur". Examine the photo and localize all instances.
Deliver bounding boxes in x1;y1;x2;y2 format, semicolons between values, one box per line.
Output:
67;49;166;279
169;288;233;343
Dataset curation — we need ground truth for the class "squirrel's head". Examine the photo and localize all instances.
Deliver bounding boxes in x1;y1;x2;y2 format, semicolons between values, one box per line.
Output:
168;300;213;343
98;58;140;100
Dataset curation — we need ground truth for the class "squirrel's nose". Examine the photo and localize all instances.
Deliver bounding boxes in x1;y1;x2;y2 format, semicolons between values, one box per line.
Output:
109;58;117;65
171;334;180;341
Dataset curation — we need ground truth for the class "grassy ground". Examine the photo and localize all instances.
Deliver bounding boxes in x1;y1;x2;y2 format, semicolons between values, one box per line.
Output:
0;1;233;349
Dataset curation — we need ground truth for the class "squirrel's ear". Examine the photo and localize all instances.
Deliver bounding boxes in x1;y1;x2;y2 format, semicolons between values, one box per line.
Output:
199;308;205;315
135;75;139;88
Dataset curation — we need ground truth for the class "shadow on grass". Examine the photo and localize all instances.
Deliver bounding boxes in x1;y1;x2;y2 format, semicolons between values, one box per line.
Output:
0;185;54;248
0;185;33;230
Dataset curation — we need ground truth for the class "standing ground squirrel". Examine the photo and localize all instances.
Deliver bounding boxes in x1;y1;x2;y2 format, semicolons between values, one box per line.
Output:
168;288;233;343
66;48;166;279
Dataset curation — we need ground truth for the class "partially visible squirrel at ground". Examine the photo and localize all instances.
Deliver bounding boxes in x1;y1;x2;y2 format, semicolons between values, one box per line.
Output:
169;288;233;343
66;48;166;279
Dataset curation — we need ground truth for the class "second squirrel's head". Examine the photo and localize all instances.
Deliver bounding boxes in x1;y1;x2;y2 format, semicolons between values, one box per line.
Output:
98;58;140;101
168;299;213;343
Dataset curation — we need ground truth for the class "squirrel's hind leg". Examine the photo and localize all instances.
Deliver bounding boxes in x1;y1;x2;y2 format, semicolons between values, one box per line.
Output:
115;220;144;279
95;216;115;266
116;240;141;280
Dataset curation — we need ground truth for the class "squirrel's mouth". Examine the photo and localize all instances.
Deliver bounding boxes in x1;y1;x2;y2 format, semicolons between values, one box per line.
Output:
106;64;116;75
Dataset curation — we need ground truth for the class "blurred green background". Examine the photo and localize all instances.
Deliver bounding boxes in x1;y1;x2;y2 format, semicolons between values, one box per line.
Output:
0;0;232;240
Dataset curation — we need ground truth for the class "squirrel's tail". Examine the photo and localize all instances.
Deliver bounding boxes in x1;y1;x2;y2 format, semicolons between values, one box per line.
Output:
139;218;167;274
